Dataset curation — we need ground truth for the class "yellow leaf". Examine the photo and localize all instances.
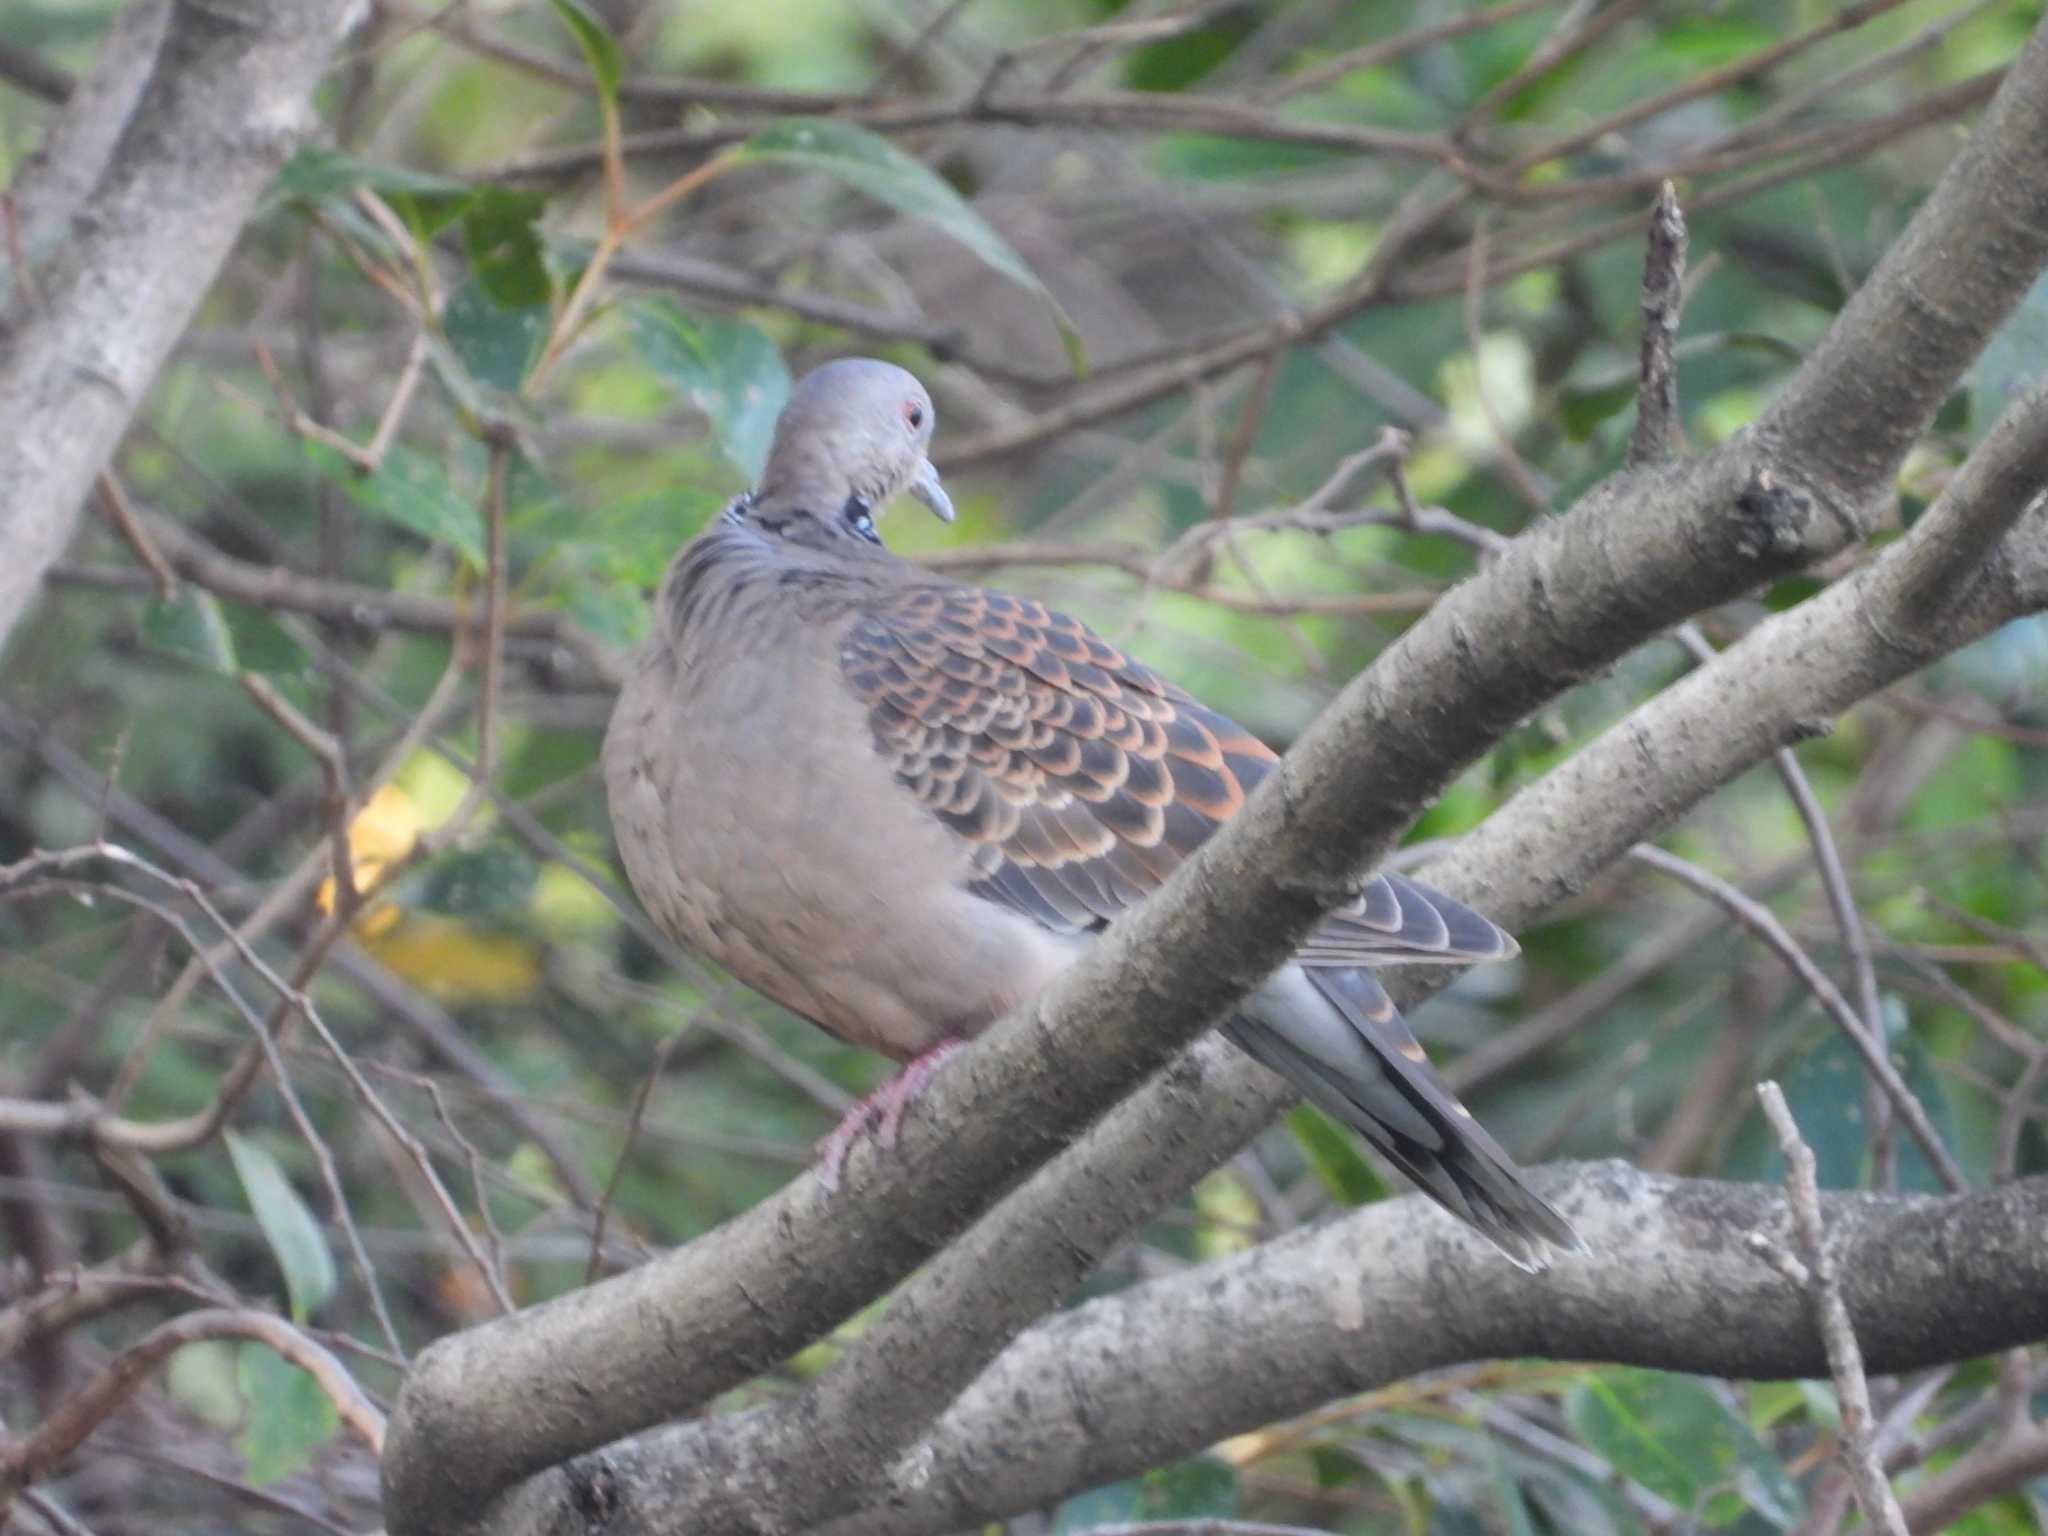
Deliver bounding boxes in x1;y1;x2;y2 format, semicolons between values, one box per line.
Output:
316;784;426;933
530;860;617;937
397;751;475;829
361;914;541;1004
1192;1168;1259;1259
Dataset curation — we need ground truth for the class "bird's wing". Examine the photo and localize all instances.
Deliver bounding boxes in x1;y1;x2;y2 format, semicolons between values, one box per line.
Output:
840;577;1579;1269
838;581;1510;964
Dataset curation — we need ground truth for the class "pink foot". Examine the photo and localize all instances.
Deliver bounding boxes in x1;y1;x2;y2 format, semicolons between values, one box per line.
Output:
815;1039;966;1191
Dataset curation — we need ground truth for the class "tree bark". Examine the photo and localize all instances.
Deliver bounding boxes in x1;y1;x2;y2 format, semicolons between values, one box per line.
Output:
489;1164;2048;1536
0;0;361;654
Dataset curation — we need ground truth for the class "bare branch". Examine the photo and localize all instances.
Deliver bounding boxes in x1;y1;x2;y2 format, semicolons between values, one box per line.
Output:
1630;182;1687;466
0;1307;382;1513
1754;1082;1910;1536
1632;846;1963;1192
1900;1421;2048;1534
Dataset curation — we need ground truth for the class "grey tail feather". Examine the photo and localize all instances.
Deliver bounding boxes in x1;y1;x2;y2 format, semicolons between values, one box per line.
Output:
1352;1101;1587;1273
1228;987;1588;1273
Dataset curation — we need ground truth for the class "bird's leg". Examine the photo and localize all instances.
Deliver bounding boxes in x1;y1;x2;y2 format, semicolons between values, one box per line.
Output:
815;1038;967;1191
876;1038;966;1148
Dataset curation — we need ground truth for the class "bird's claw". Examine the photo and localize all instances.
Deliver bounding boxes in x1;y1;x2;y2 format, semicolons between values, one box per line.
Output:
876;1039;965;1150
812;1039;966;1190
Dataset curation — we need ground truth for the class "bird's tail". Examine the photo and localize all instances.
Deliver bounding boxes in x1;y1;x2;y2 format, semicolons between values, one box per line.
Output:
1229;965;1585;1272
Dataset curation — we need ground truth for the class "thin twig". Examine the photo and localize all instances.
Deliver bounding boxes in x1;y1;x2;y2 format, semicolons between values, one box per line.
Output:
1631;845;1965;1192
1669;625;1896;1183
437;437;509;841
0;856;410;1359
1261;0;1557;102
16;1489;97;1536
94;473;176;599
1209;352;1279;525
0;42;76;105
1752;1082;1909;1536
587;1032;680;1284
1630;182;1686;465
0;1306;384;1508
382;1066;516;1315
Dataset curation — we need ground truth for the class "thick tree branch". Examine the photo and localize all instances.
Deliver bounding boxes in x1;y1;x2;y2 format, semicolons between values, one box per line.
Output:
2;0;168;264
381;23;2048;1529
1753;16;2048;517
0;0;360;654
451;1163;2048;1535
783;1164;2048;1536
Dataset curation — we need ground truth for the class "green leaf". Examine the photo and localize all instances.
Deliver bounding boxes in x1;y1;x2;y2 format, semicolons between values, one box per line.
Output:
1287;1103;1388;1205
1051;1457;1238;1532
272;146;475;236
225;1131;336;1324
1520;1461;1643;1536
730;119;1082;373
1566;1369;1802;1529
1896;1013;1978;1192
562;573;652;649
1723;1026;1870;1190
1485;1435;1540;1536
1559;375;1636;441
142;590;238;674
413;844;539;918
548;0;622;102
220;600;313;677
625;299;793;479
309;442;485;566
276;150;556;287
1125;12;1248;91
445;276;549;394
1427;1507;1491;1536
235;1343;339;1485
462;188;552;308
1721;999;1976;1193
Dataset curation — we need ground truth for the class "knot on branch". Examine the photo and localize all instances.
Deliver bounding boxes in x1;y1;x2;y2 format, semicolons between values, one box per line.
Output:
1732;469;1816;564
565;1452;623;1523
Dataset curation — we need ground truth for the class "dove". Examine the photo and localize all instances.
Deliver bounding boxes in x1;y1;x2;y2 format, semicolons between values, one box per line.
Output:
604;357;1582;1269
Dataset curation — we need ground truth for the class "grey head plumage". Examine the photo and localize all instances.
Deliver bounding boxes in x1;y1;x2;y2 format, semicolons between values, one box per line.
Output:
741;358;953;547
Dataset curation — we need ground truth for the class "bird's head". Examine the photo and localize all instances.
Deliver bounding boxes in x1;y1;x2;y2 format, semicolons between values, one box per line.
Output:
750;358;952;546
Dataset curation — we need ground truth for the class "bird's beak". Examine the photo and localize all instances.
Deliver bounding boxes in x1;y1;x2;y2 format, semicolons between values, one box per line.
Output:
906;456;954;523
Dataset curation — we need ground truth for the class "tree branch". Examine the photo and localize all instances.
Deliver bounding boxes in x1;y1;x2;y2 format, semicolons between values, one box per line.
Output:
0;0;360;653
1753;1082;1909;1536
0;1306;383;1515
528;1164;2048;1536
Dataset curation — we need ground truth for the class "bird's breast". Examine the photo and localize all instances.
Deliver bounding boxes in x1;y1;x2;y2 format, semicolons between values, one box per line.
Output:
605;590;1074;1060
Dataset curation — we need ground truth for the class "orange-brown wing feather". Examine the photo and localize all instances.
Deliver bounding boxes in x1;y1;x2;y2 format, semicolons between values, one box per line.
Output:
839;581;1512;963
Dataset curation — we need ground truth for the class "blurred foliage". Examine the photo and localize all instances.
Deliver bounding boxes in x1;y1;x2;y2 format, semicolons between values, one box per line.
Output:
3;0;2048;1532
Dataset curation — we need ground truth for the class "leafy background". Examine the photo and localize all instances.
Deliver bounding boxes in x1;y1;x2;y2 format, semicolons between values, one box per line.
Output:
2;0;2046;1531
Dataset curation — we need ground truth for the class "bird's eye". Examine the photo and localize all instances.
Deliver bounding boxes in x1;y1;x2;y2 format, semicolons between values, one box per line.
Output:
903;401;925;430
